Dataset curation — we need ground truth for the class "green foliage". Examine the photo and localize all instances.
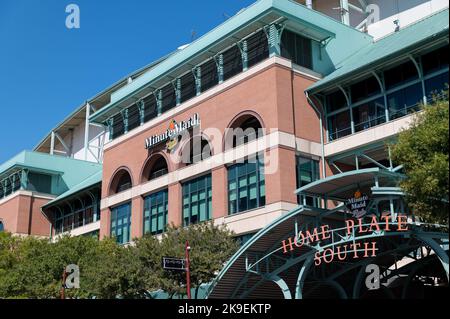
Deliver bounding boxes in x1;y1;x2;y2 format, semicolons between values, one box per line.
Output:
134;222;239;297
0;222;238;299
391;92;449;224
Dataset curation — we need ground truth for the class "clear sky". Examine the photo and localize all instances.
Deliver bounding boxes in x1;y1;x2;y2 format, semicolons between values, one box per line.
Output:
0;0;255;163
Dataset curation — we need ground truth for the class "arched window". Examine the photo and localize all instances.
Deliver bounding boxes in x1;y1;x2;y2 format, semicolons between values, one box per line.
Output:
225;114;263;150
116;174;132;193
142;155;169;183
181;136;212;166
109;169;133;195
0;220;4;232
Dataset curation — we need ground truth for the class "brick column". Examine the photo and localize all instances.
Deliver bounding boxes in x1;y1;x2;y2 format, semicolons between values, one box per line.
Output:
168;182;182;227
131;196;144;240
99;208;111;240
264;146;297;205
212;165;228;219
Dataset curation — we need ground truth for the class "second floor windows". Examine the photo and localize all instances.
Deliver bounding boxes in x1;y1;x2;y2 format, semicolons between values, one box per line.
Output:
182;174;213;226
111;202;131;244
144;189;168;235
228;155;266;215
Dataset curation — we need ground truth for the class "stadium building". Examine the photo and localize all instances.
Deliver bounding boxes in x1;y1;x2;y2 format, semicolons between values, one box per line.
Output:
0;0;448;298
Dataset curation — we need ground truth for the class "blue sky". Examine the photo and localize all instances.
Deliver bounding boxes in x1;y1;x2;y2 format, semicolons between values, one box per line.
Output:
0;0;255;163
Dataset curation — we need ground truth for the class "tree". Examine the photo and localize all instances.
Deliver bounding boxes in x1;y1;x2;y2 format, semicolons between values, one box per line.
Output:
391;92;449;224
134;222;239;298
80;238;147;299
0;233;100;299
0;222;239;299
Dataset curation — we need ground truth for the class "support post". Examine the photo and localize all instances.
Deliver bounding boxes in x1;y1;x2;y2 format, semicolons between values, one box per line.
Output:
193;67;201;96
84;103;91;161
175;78;182;106
239;40;249;72
185;241;192;299
122;108;129;134
409;55;427;105
20;169;28;190
266;24;283;57
340;0;350;25
107;118;114;141
156;90;163;116
216;54;224;84
138;100;145;125
338;85;354;134
50;131;55;155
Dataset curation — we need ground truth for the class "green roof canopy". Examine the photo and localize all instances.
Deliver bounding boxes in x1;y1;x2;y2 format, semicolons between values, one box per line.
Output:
306;9;449;93
0;151;102;195
43;169;102;208
90;0;372;124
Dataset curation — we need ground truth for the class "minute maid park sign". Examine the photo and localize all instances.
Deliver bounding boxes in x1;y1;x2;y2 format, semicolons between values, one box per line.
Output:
145;113;200;151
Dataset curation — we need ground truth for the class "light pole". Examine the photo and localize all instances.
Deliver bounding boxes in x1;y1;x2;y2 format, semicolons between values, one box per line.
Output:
185;241;191;299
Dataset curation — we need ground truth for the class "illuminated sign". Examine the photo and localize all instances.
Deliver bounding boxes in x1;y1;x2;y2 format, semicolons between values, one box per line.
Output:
346;190;369;218
145;113;200;151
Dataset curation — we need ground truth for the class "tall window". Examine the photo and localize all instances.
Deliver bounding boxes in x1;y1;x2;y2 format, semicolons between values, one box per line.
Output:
111;203;131;244
0;221;4;232
200;59;218;93
384;61;418;90
296;156;320;207
112;113;125;139
182;175;212;226
144;189;168;235
223;45;243;81
247;30;269;68
387;83;423;120
353;98;386;132
281;30;313;69
161;84;176;113
143;94;158;122
228;156;266;215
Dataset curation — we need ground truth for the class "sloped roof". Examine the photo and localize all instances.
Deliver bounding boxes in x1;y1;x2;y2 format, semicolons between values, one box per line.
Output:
43;169;102;208
0;151;101;194
90;0;372;124
307;9;449;93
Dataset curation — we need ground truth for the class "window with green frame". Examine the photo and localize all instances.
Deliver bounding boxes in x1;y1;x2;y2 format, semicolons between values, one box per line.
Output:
144;189;168;235
111;202;131;244
182;175;212;226
296;156;320;207
228;155;266;215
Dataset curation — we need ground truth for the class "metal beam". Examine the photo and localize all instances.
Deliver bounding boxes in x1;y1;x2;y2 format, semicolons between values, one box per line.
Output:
84;103;91;161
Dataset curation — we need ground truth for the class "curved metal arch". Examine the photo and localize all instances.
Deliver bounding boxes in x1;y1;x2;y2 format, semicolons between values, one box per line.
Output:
86;189;96;206
269;275;292;299
237;227;446;300
206;205;310;297
415;234;449;280
295;256;314;299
